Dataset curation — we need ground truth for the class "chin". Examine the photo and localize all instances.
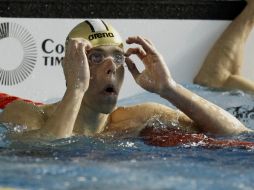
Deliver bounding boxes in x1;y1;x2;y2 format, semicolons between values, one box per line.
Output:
99;102;117;114
96;94;118;114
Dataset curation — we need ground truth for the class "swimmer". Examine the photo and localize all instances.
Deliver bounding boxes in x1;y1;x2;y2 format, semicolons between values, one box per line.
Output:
194;0;254;93
0;18;253;146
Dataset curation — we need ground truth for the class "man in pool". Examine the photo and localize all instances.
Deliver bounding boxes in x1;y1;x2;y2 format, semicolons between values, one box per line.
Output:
194;0;254;93
0;3;253;144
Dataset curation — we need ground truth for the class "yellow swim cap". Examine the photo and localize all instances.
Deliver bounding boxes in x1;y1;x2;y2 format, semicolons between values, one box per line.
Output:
67;19;123;48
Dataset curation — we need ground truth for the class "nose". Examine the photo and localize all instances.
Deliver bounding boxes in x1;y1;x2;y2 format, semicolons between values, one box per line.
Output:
104;57;117;75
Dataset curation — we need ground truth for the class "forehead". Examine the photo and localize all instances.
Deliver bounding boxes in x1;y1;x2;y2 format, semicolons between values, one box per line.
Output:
90;45;124;53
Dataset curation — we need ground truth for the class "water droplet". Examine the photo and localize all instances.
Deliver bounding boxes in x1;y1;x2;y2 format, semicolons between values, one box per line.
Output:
91;177;98;182
77;176;86;182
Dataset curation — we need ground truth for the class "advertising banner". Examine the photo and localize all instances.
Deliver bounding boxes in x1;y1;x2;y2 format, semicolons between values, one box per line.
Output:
1;18;254;101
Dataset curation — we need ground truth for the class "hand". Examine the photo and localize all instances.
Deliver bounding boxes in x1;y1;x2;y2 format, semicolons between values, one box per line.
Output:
125;36;173;95
63;38;92;92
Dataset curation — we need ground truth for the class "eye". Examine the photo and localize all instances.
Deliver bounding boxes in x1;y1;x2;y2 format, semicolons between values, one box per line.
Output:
113;53;125;64
89;52;104;64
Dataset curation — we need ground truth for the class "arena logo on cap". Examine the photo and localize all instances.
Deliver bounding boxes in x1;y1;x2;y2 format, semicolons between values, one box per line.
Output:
0;22;37;86
88;32;114;41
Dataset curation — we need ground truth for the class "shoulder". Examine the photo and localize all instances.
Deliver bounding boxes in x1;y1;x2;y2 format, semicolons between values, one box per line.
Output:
110;102;176;122
0;100;57;130
110;102;195;129
114;102;176;113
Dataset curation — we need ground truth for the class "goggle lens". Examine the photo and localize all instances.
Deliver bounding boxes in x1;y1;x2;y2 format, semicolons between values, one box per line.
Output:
88;52;125;65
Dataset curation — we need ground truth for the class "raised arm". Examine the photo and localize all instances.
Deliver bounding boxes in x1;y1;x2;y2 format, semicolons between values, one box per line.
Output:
36;38;91;139
5;38;92;140
125;36;252;135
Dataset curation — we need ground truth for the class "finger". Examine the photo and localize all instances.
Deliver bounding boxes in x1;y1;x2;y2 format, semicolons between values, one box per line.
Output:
125;47;146;60
126;36;155;54
66;39;79;58
65;39;75;57
67;38;91;56
62;57;66;66
125;57;140;81
77;43;91;70
61;57;66;70
71;38;92;51
77;42;86;58
84;41;92;51
62;58;68;78
143;38;154;46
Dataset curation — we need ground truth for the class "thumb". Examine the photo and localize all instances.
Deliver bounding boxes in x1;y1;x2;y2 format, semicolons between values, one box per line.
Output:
125;57;140;81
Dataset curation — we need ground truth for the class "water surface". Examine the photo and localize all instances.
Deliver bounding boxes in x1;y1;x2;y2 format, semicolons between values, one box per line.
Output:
0;84;254;190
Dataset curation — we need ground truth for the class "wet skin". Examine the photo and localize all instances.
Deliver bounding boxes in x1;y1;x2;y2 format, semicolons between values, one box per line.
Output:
194;0;254;93
0;36;252;141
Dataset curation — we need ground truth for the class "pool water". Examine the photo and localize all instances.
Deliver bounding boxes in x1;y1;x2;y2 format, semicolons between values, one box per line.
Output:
0;84;254;190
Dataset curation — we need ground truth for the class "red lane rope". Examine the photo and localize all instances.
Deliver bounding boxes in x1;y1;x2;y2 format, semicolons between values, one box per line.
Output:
0;93;43;109
140;125;254;149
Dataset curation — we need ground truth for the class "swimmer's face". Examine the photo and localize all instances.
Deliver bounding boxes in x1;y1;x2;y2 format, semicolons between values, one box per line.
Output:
83;45;125;114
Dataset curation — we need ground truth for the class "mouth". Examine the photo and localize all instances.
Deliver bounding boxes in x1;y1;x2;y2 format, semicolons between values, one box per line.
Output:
102;84;118;96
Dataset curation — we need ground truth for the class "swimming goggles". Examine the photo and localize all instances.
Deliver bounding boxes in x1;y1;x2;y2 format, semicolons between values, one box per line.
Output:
87;51;125;65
